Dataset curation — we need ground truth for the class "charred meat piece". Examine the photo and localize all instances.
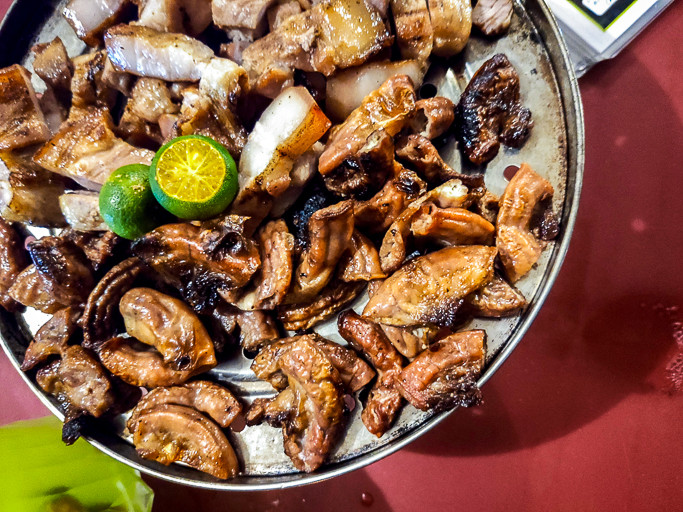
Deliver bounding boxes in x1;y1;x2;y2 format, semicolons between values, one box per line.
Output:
31;37;73;105
64;230;123;271
212;0;278;40
410;203;495;246
340;230;386;283
21;307;81;371
365;245;497;328
33;107;154;190
390;0;434;62
59;191;108;231
127;380;242;433
354;164;427;234
319;75;416;177
286;200;355;304
0;65;50;150
120;288;217;372
9;265;65;314
472;0;513;37
210;303;280;353
323;128;395;198
129;404;239;479
270;143;323;218
408;97;455;139
380;323;437;358
71;51;116;110
496;163;555;282
428;0;472;57
241;0;392;97
198;58;248;135
134;216;260;312
0;150;68;227
63;0;133;46
395;330;485;411
0;218;29;311
81;257;146;349
136;0;212;35
27;235;95;307
278;279;364;331
464;274;526;317
247;335;344;472
455;54;533;165
338;311;404;437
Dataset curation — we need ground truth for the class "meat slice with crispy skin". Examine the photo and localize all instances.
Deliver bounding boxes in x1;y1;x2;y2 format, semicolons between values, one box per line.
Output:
63;0;132;46
472;0;513;37
136;0;212;35
0;65;50;150
31;37;73;105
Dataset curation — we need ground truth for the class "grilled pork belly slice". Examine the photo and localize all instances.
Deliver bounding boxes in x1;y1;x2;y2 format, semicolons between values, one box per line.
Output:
59;191;107;231
31;37;73;106
33;107;154;190
212;0;278;41
390;0;433;61
0;65;50;151
71;51;117;110
472;0;513;37
136;0;212;35
63;0;133;46
428;0;472;57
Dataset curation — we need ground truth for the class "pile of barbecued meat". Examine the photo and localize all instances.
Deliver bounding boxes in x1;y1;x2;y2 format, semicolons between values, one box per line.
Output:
0;0;557;479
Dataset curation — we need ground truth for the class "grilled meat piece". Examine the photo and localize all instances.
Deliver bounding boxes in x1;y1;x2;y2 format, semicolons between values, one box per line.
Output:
210;303;280;352
410;203;495;246
71;51;116;110
380;323;437;358
21;307;81;371
395;329;485;411
0;65;50;150
9;265;65;314
212;0;278;40
63;229;122;271
364;245;497;328
31;37;73;105
267;0;302;31
59;191;107;231
428;0;472;57
390;0;433;61
472;0;513;37
496;163;555;282
455;54;533;165
136;0;212;35
127;78;178;123
63;0;133;46
464;274;526;317
0;218;28;311
338;311;404;437
408;97;455;139
33;107;154;190
339;230;386;283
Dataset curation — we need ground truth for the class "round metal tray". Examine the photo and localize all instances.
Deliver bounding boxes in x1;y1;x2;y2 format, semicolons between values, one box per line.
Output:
0;0;584;490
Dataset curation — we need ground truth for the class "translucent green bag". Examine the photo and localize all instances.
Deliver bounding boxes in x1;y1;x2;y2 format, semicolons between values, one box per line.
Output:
0;417;154;512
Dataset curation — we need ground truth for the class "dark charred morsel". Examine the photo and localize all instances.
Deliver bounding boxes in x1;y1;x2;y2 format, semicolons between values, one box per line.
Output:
395;330;486;412
21;306;81;371
455;54;533;165
285;177;335;248
210;303;280;353
0;218;29;311
64;229;125;272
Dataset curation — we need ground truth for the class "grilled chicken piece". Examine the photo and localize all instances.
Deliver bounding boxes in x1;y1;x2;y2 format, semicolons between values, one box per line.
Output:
428;0;472;57
33;107;154;190
411;203;495;245
326;60;425;120
472;0;513;36
241;0;392;97
455;54;533;165
380;323;437;358
0;218;28;311
0;151;68;227
63;0;132;46
267;0;302;31
127;380;242;434
252;334;374;393
59;191;107;231
136;0;212;35
278;279;364;331
379;179;470;273
71;51;116;110
464;274;526;317
105;24;214;81
286;200;355;303
496;163;555;282
390;0;433;62
365;245;497;327
209;303;279;352
338;311;404;437
21;307;81;371
340;230;386;283
354;164;427;233
133;216;260;312
395;330;485;411
31;37;73;105
213;0;278;40
319;75;416;177
0;65;50;150
129;404;239;479
247;335;345;472
408;97;455;139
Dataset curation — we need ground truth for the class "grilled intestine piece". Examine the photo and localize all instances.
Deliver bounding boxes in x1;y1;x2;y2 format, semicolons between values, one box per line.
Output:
496;163;555;282
364;245;497;328
33;107;154;190
410;203;495;246
0;218;29;311
407;97;455;140
455;54;533;165
464;274;526;317
338;311;404;437
209;303;280;352
395;330;485;411
472;0;513;37
0;65;50;151
390;0;433;62
339;230;386;283
59;191;108;231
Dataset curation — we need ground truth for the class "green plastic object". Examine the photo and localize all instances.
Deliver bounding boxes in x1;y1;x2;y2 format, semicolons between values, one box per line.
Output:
0;417;154;512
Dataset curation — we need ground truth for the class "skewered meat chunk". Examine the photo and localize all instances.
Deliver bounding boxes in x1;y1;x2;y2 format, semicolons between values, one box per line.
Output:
364;245;497;328
0;65;50;150
136;0;213;35
0;218;28;311
338;311;404;437
408;97;455;139
428;0;472;57
63;0;133;46
0;151;68;227
395;329;485;411
496;163;555;282
464;274;526;317
31;37;73;105
472;0;513;37
33;107;154;190
59;191;107;231
455;54;533;165
410;204;495;246
390;0;433;62
21;307;81;371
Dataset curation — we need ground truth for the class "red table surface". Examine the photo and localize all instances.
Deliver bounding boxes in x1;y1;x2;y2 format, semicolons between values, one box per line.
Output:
1;2;682;511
